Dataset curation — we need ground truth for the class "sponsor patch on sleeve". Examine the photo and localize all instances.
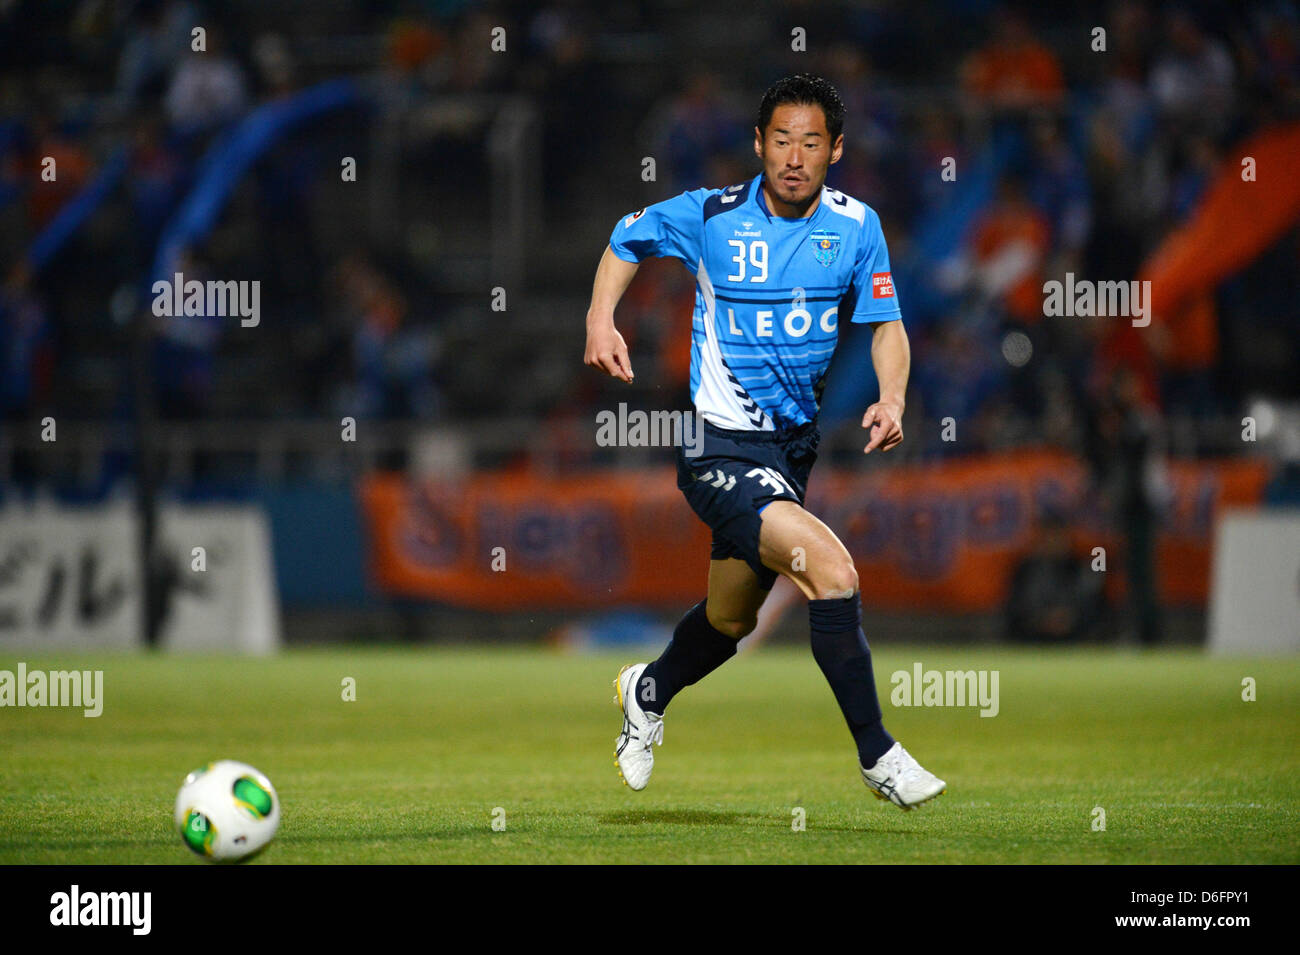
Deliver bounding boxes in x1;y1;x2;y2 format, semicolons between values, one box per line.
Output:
872;272;895;298
624;208;646;228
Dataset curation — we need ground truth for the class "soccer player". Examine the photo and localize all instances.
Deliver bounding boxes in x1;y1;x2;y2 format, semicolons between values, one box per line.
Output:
584;74;946;810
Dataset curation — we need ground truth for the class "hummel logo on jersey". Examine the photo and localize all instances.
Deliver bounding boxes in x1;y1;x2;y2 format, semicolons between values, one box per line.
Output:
872;272;895;298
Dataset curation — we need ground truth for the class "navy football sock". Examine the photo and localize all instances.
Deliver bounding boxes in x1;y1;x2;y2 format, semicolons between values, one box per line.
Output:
808;595;895;768
638;600;737;716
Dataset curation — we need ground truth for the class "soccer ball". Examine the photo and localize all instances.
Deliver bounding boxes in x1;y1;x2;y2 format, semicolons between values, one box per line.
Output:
174;760;280;863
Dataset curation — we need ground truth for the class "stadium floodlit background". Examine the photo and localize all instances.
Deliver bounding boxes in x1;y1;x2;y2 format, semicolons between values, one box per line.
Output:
1;0;1298;867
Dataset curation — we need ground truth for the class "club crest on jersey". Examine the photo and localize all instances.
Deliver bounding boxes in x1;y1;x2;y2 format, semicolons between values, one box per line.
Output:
809;230;841;266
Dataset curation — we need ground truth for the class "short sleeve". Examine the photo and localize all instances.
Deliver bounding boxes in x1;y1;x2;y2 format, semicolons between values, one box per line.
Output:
609;188;711;269
849;208;902;324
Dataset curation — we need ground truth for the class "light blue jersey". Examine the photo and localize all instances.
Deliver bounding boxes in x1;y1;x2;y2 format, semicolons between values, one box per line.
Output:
609;171;901;431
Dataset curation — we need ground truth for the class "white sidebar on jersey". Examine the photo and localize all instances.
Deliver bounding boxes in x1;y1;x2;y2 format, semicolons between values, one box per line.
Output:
692;259;774;431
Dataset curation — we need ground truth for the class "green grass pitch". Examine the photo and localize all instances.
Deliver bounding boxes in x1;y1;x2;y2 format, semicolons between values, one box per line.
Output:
2;645;1297;864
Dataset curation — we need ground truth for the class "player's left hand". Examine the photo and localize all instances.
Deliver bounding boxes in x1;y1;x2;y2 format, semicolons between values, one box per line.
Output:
862;401;904;454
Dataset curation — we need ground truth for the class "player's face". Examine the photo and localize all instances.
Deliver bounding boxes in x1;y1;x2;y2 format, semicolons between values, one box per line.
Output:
755;103;843;212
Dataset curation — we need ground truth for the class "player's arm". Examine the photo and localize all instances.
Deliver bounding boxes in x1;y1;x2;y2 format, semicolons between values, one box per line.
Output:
862;319;909;454
849;208;907;454
584;245;638;383
586;189;709;383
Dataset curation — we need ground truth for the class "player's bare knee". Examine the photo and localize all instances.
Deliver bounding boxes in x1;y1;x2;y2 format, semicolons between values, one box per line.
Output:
812;559;859;601
707;611;756;640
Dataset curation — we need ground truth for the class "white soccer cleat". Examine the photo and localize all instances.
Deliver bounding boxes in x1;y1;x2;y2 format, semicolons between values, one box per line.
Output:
861;741;946;810
614;663;664;791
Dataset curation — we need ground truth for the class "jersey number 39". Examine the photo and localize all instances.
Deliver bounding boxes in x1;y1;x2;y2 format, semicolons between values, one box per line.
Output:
727;240;768;283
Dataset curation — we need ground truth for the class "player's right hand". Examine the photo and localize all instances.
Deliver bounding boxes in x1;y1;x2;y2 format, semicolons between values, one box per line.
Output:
584;323;634;383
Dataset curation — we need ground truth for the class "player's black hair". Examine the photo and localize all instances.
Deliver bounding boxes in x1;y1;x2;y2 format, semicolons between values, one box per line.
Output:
757;73;845;144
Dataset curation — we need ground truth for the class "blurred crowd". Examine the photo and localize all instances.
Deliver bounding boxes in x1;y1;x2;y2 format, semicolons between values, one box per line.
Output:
611;3;1300;468
1;0;1298;472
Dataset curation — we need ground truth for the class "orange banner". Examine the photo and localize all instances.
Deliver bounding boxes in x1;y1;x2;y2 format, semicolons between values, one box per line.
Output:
359;452;1271;611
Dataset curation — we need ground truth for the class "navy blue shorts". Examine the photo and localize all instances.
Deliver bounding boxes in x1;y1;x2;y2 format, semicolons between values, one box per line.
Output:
676;420;820;590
